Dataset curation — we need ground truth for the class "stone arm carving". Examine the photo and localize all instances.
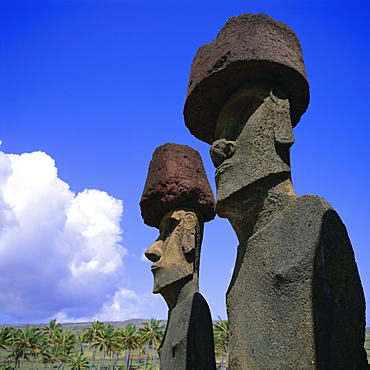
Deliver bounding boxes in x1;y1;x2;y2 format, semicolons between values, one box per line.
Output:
315;207;368;369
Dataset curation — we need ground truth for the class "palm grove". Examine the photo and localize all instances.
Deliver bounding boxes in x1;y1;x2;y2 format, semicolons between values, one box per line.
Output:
0;318;229;370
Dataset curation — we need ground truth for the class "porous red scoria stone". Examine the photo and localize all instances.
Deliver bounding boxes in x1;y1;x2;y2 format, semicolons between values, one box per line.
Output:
184;13;310;144
140;143;215;228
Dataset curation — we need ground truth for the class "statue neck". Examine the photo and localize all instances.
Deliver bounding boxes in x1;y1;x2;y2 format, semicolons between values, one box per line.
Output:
160;276;198;311
222;173;296;245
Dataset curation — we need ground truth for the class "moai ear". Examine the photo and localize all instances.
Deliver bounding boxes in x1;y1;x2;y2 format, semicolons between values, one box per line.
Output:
269;91;295;146
181;212;197;254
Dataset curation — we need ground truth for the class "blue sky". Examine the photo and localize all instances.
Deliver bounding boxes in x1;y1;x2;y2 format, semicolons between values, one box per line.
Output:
0;0;369;326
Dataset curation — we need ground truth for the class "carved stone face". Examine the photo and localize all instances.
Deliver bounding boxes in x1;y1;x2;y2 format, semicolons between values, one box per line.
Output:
145;209;198;294
210;82;295;214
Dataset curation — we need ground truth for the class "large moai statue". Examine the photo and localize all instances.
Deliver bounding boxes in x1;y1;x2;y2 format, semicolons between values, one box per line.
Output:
140;143;216;370
184;14;369;369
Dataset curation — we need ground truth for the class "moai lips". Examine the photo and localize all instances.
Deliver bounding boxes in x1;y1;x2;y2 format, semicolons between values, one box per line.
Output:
140;143;215;228
184;13;310;144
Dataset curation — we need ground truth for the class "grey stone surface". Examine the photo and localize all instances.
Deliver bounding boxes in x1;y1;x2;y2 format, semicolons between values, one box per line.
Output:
145;208;216;370
227;193;368;369
142;144;216;370
159;292;215;370
183;13;369;369
210;83;294;209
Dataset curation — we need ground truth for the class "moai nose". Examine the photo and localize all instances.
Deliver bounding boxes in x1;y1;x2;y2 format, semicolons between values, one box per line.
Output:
145;241;163;263
210;138;236;167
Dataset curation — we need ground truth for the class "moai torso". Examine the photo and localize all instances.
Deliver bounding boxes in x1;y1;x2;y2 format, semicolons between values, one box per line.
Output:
227;195;367;369
159;293;215;370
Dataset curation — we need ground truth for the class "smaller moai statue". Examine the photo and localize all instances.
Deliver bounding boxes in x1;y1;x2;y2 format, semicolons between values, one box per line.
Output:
140;143;216;370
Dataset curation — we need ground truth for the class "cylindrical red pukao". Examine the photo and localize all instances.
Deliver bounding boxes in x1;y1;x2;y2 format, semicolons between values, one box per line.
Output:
140;143;215;228
184;13;309;144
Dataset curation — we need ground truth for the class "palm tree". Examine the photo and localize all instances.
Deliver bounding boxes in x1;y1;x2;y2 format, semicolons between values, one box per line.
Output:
116;324;140;369
12;326;43;369
43;319;62;338
42;320;62;369
91;324;115;370
0;327;13;369
85;321;104;369
0;365;12;370
68;353;89;370
41;325;76;370
0;327;13;353
137;346;147;367
213;318;229;370
54;329;76;368
139;319;164;369
76;333;88;355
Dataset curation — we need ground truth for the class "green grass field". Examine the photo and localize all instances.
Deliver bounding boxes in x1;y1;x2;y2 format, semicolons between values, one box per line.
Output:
0;346;160;370
365;340;370;364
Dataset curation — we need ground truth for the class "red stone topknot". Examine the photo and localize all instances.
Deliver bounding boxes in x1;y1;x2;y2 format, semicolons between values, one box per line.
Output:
140;143;215;228
184;13;310;144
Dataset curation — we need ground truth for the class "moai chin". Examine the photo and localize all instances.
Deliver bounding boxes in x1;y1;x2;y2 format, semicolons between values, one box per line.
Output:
184;14;369;370
140;143;216;370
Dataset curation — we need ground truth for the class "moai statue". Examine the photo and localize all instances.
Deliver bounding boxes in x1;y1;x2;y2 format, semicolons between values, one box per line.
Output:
140;143;216;370
184;14;369;370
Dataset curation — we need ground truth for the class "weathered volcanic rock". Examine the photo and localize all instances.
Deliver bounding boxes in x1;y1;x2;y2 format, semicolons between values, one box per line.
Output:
184;13;309;144
227;195;369;369
140;143;215;228
159;293;216;370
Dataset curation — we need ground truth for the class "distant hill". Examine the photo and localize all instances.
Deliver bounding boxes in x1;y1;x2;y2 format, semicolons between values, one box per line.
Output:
0;319;168;333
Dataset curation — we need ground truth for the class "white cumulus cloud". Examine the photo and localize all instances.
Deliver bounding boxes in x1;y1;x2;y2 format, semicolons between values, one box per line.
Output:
0;150;137;323
52;287;162;324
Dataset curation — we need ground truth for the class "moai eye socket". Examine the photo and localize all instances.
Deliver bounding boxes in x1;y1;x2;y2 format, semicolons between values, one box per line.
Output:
159;216;179;240
215;85;266;141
